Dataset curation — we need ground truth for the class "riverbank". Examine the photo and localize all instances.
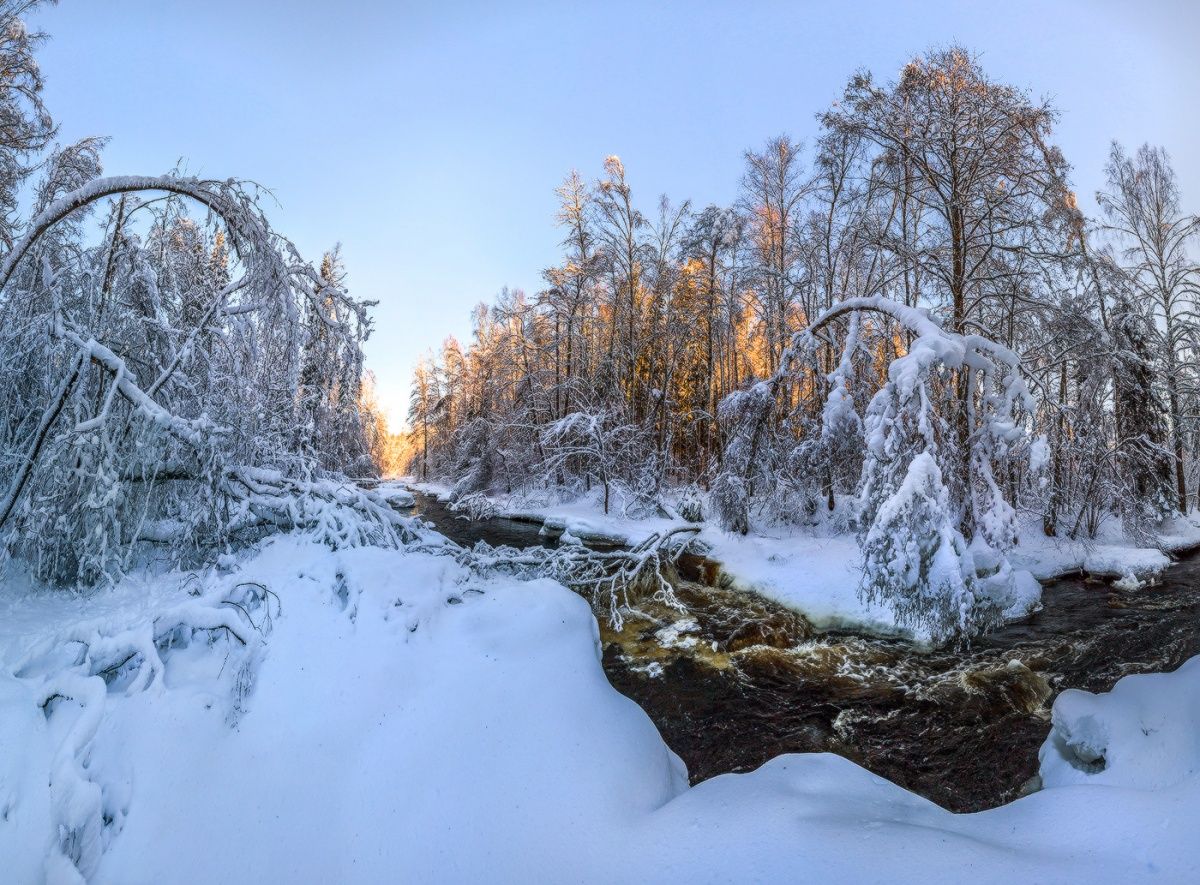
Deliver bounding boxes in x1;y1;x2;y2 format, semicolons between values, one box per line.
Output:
392;478;1200;639
4;533;1200;882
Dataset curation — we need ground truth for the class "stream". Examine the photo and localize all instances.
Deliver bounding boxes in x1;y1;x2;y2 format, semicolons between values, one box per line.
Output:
409;492;1200;813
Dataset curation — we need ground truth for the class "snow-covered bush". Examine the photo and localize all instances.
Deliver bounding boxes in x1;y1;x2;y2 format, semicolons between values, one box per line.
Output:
540;409;652;514
860;452;983;640
677;485;705;523
710;381;775;533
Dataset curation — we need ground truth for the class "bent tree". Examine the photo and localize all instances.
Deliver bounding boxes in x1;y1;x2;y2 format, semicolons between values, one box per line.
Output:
715;296;1031;641
0;171;417;584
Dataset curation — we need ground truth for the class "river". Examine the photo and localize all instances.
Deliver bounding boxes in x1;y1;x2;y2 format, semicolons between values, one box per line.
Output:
409;491;1200;812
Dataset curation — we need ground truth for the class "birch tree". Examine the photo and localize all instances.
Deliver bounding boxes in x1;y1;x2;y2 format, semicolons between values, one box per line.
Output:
1098;142;1200;512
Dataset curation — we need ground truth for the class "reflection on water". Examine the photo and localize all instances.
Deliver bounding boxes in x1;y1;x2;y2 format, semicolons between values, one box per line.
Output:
410;492;1200;812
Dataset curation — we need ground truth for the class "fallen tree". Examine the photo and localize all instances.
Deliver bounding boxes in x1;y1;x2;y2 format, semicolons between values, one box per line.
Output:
460;526;704;629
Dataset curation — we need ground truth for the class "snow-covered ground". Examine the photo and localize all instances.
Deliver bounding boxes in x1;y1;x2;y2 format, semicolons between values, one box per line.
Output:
3;534;1200;883
398;479;1200;639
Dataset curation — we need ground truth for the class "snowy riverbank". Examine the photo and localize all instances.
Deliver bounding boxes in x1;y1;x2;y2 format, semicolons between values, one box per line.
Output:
3;534;1200;882
394;478;1200;639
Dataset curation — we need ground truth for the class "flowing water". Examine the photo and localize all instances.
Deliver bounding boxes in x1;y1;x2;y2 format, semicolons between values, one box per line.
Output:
408;492;1200;813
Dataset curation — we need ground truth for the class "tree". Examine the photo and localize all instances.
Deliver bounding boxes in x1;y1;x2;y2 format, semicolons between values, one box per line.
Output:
820;47;1071;539
0;0;56;248
407;356;438;481
1097;142;1200;512
740;135;807;373
542;170;601;420
821;47;1070;336
681;206;739;472
593;155;648;406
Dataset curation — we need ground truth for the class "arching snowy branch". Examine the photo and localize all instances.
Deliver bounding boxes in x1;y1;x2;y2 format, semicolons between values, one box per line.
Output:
0;174;397;583
1;176;268;292
713;294;1035;640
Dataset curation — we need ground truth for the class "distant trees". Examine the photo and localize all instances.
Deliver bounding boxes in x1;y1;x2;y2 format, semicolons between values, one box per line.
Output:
407;45;1198;639
407;357;438;481
740;135;806;373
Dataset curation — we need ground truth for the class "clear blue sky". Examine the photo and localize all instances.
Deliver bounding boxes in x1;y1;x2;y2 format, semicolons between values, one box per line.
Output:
31;0;1200;427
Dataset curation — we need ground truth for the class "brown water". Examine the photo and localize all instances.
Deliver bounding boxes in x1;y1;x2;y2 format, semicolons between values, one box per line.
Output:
409;492;1200;813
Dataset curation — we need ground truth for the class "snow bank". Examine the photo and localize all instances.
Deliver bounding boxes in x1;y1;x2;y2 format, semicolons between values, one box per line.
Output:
698;529;906;634
4;537;1200;882
373;480;415;508
1010;514;1200;583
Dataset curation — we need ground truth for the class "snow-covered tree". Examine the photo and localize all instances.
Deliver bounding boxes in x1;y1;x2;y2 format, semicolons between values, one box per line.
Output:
0;3;403;583
860;452;980;640
1098;142;1200;511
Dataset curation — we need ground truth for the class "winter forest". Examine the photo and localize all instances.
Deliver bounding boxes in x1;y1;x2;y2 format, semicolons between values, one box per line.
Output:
408;48;1198;640
5;1;1200;883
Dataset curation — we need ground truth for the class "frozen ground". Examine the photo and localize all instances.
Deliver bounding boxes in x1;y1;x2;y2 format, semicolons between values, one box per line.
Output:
2;534;1199;883
398;479;1200;638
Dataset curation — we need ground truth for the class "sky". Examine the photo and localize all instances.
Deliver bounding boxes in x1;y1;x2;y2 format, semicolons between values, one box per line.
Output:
29;0;1200;428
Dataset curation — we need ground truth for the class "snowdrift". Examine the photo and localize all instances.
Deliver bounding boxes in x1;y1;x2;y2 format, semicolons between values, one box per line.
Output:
2;536;1198;883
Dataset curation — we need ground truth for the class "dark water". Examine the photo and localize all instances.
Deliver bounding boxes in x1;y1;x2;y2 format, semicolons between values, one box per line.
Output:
409;491;1200;813
410;493;558;550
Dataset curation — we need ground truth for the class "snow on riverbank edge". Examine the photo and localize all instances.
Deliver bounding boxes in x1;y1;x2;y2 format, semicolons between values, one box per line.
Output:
393;478;1200;639
3;534;1199;883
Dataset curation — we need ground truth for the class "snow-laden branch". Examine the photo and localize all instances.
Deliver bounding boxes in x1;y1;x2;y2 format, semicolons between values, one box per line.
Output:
0;175;277;296
797;295;1032;408
221;467;435;549
460;526;703;629
62;328;223;447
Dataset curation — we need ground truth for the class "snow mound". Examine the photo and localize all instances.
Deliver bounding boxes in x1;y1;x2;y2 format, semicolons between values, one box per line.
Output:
1001;568;1043;619
374;481;415;508
1082;546;1170;580
1041;656;1200;791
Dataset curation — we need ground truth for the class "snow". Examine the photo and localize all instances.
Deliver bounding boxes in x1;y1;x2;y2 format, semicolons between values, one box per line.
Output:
700;529;904;633
1029;434;1051;476
1010;514;1200;582
1042;656;1200;791
4;534;1200;882
375;484;415;508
